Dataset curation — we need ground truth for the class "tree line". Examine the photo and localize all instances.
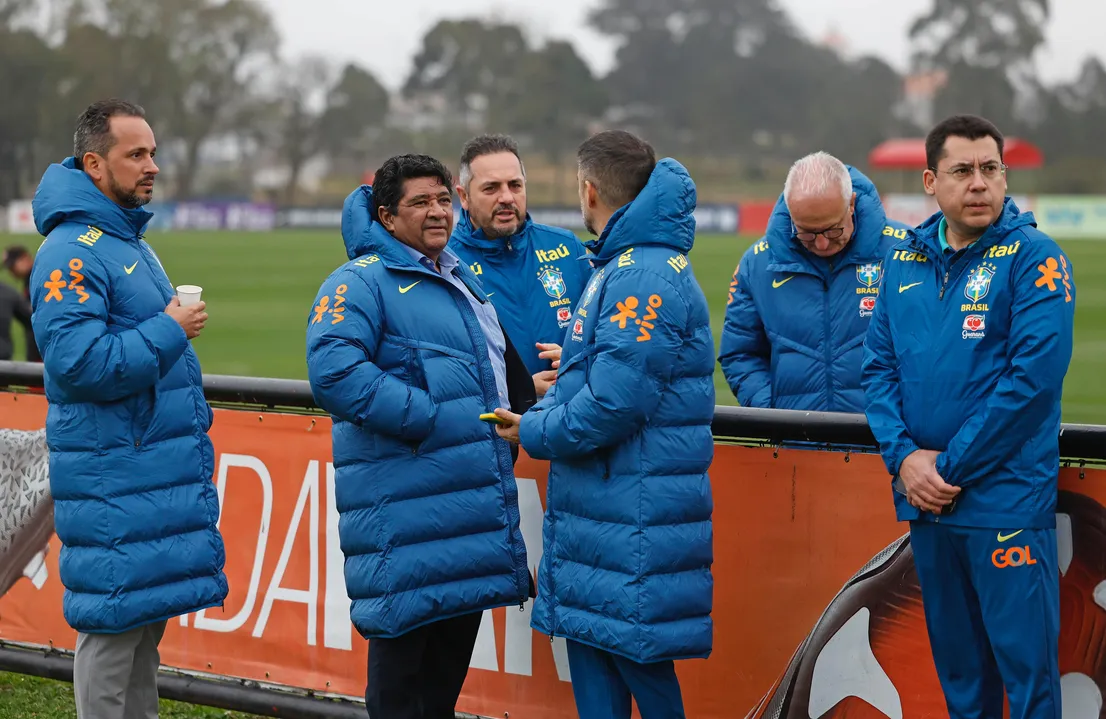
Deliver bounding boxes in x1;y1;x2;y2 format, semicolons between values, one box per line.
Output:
1;0;1102;207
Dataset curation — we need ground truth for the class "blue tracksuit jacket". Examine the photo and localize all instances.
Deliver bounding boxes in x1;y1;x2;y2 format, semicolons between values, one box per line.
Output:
719;166;909;411
28;157;227;633
862;199;1076;529
448;212;589;374
519;158;716;663
305;185;530;638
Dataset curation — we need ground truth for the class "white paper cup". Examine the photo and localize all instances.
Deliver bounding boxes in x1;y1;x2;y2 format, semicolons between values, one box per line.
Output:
176;284;203;307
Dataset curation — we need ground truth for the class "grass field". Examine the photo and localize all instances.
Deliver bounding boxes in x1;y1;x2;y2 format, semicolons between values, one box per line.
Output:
0;229;1104;717
0;672;265;719
4;229;1105;422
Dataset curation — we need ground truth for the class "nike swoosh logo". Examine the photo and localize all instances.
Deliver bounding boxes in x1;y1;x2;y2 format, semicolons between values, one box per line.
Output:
398;281;421;294
772;276;795;288
486;292;495;297
124;262;138;275
898;282;923;293
997;530;1024;542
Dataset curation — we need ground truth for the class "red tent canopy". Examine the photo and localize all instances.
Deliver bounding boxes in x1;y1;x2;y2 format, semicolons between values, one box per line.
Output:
868;138;1044;170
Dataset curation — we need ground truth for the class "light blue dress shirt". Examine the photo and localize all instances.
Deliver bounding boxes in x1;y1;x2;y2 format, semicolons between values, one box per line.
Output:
402;243;510;409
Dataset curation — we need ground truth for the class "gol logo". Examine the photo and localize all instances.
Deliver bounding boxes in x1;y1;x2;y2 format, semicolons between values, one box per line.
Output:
992;545;1037;568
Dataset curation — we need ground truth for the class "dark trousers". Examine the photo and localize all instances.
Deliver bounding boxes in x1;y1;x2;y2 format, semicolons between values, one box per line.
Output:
365;611;483;719
566;639;686;719
910;522;1060;719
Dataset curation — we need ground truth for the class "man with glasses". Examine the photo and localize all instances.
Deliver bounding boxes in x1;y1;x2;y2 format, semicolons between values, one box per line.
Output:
719;151;907;411
862;114;1074;718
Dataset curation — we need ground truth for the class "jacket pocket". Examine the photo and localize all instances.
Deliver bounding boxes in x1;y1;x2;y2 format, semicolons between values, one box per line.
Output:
404;346;428;393
129;387;156;447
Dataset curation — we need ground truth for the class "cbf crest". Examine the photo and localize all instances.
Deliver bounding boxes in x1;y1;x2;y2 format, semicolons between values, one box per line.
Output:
581;268;606;309
537;264;566;300
964;262;997;303
856;262;882;288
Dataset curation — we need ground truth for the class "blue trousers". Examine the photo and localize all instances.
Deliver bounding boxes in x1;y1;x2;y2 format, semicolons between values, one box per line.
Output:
910;522;1061;719
565;640;686;719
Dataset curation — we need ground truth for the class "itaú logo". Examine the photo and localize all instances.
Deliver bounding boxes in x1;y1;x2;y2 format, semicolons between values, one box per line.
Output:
992;545;1038;568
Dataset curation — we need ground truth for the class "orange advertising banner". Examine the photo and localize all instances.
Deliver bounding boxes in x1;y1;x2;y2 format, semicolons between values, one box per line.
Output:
3;390;1106;718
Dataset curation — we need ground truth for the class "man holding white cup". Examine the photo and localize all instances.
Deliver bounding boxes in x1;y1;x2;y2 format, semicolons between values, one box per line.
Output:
28;98;225;719
176;284;203;307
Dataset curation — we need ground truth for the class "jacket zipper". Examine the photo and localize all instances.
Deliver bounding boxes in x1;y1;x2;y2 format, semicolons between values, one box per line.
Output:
447;273;528;606
822;260;834;409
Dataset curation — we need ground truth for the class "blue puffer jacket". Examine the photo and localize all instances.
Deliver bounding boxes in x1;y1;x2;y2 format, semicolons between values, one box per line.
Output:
29;158;227;633
518;159;715;663
862;199;1075;529
448;212;589;374
305;185;530;639
718;167;909;411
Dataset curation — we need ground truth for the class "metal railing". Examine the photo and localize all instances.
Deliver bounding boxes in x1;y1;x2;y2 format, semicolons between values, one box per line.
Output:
3;360;1104;459
2;358;1104;718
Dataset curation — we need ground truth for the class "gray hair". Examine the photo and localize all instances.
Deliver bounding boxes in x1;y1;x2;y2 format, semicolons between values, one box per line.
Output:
458;134;526;189
783;151;852;209
74;98;146;164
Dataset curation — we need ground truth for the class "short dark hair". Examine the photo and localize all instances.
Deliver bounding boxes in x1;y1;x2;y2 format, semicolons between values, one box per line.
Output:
925;114;1005;170
3;245;29;270
371;154;454;218
458;134;525;189
73;99;146;165
577;130;656;209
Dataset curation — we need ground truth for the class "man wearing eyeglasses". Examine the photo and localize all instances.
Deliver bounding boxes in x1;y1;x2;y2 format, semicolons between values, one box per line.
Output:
862;114;1074;719
719;151;908;411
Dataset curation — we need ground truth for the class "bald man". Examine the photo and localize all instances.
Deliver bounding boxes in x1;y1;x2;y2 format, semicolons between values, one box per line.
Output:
719;152;908;411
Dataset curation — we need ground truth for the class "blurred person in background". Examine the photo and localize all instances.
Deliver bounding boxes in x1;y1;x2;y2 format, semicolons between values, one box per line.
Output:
30;98;226;719
863;114;1074;719
0;278;32;362
306;153;535;719
493;130;715;719
718;152;908;411
3;245;40;361
448;133;589;399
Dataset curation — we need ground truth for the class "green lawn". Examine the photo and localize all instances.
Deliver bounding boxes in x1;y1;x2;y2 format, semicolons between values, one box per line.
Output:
0;672;265;719
3;230;1105;423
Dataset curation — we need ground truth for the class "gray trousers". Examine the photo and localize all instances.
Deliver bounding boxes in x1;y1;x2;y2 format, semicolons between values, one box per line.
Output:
73;619;167;719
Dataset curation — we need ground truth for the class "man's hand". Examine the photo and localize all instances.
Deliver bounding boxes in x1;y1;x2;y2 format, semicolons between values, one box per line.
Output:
533;370;557;398
537;342;561;369
533;342;563;398
899;449;960;513
165;297;208;339
493;408;522;444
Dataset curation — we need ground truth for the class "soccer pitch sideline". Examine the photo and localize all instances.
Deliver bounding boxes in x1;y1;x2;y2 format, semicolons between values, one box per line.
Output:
2;230;1105;425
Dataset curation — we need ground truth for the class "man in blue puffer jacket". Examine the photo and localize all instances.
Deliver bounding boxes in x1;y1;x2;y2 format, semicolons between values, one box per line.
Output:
29;99;227;718
448;134;590;397
496;131;715;719
862;115;1075;719
719;152;909;411
305;153;532;719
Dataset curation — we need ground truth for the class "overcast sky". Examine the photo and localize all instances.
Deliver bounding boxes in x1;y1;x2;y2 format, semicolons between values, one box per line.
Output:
259;0;1106;89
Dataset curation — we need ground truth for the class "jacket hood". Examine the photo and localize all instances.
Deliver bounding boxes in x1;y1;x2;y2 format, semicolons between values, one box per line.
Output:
586;158;696;262
340;184;425;266
765;165;888;269
913;197;1035;256
451;207;534;254
33;157;154;239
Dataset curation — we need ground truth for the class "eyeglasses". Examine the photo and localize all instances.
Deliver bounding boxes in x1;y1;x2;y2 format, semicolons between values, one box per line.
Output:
791;210;850;245
793;225;846;244
931;162;1008;181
